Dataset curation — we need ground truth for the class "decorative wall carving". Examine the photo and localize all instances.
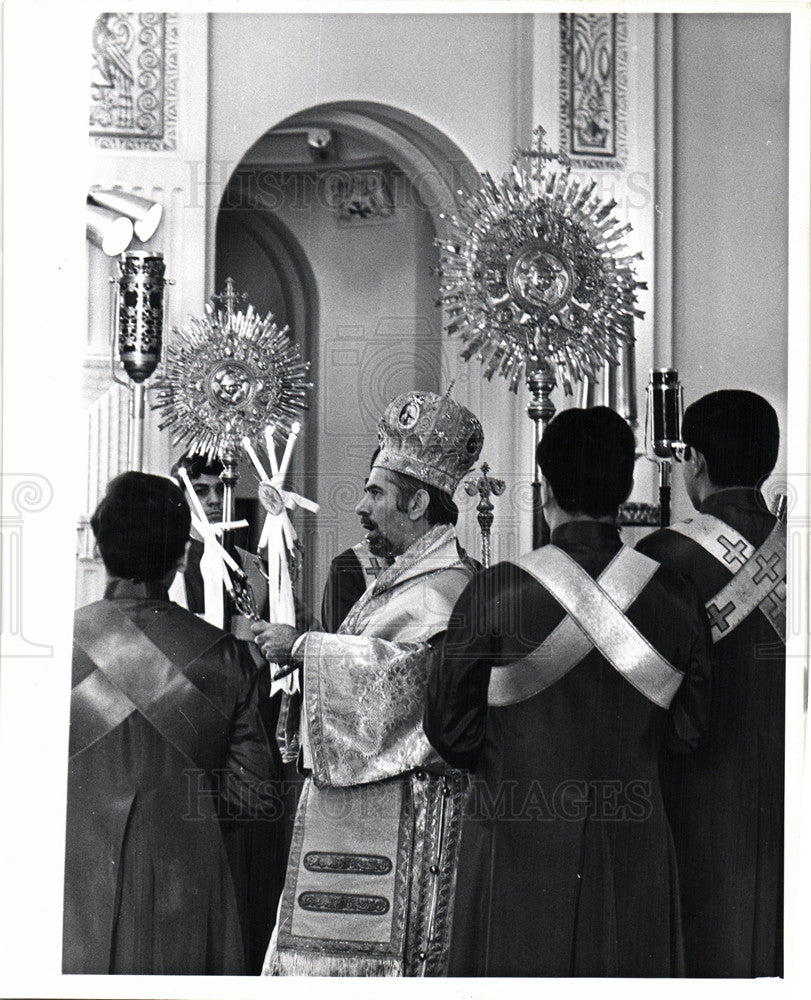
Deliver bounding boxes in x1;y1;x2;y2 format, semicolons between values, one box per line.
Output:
323;169;394;222
559;13;628;170
90;12;177;151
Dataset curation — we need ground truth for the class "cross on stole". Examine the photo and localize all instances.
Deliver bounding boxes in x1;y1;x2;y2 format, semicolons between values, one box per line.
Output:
760;588;786;632
718;534;750;569
707;599;736;633
752;551;782;585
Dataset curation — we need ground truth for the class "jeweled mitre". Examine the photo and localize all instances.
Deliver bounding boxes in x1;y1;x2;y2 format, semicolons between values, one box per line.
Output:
374;390;484;496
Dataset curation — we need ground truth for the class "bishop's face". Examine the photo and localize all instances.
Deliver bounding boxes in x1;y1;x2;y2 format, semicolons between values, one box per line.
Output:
191;473;224;522
354;467;413;559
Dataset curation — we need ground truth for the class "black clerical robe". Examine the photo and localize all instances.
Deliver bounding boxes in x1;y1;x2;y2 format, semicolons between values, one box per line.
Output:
177;536;289;971
425;521;712;978
320;541;387;632
637;488;785;977
63;580;279;975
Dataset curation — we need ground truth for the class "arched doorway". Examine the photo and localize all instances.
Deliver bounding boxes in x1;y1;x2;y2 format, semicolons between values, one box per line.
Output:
216;102;479;611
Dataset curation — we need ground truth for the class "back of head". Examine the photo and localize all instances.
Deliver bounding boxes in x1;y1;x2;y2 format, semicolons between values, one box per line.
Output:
91;471;190;582
682;390;779;488
538;406;635;517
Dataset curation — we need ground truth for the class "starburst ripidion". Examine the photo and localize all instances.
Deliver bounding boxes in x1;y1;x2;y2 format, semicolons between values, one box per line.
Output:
153;281;311;460
437;127;645;394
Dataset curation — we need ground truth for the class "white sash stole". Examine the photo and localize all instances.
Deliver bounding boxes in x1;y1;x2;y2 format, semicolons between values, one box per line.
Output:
667;515;786;643
488;545;684;709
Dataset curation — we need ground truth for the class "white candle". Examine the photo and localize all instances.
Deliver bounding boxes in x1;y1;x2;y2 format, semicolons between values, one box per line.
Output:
278;421;301;483
178;467;209;525
241;436;269;483
264;424;280;477
178;468;241;573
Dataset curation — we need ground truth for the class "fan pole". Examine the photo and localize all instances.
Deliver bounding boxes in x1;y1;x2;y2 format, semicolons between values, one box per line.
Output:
527;361;557;548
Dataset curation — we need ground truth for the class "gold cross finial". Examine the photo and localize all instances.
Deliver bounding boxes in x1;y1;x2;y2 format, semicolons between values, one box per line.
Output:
211;277;248;322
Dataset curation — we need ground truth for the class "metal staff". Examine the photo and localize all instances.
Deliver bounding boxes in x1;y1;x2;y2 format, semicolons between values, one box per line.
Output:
465;463;506;569
526;362;557;547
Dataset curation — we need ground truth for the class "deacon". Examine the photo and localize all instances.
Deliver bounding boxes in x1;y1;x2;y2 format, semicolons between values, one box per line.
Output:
169;451;267;631
170;450;289;972
425;406;712;977
320;449;392;632
251;389;483;976
637;390;785;977
63;472;278;975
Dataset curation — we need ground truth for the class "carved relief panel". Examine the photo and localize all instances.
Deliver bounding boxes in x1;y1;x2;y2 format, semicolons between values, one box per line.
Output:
90;12;177;151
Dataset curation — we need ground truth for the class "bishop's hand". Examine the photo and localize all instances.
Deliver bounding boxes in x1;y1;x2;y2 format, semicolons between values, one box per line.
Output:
250;621;300;666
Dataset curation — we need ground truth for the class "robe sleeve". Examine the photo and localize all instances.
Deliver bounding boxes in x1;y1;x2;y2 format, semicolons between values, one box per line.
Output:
217;640;281;819
665;580;714;753
300;631;450;787
423;572;496;771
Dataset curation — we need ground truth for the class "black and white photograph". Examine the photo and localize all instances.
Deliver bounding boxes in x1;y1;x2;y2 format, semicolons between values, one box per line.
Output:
1;1;809;996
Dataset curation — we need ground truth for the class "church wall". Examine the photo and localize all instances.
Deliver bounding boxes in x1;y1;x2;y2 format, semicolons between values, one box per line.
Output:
207;11;662;565
218;168;442;608
80;12;210;606
207;11;542;565
669;12;790;521
77;11;791;605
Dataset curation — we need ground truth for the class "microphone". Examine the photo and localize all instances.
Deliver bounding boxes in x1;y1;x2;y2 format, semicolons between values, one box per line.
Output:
645;369;684;527
645;368;684;461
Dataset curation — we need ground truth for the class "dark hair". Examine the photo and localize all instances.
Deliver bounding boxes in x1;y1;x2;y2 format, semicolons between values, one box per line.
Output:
537;406;635;517
171;451;224;481
681;390;779;488
390;470;459;526
91;471;191;582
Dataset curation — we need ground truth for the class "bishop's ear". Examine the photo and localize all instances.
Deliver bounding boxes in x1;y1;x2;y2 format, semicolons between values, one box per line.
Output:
408;487;431;521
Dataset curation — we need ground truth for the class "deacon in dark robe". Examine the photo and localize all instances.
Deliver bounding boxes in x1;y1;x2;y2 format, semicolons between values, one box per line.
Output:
63;472;279;975
170;451;290;971
425;406;712;977
320;449;392;633
637;390;785;978
169;452;264;627
320;539;389;632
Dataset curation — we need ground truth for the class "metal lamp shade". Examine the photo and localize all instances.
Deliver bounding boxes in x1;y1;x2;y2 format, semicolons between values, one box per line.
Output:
86;204;133;256
89;189;163;242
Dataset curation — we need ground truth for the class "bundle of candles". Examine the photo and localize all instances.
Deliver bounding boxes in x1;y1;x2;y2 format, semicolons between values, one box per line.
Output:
175;466;259;621
241;421;319;693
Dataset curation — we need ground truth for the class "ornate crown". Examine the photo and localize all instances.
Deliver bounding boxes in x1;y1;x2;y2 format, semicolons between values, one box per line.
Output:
374;389;484;496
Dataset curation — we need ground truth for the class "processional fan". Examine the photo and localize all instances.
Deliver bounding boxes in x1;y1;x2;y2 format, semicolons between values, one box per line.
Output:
436;126;649;544
152;278;314;621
